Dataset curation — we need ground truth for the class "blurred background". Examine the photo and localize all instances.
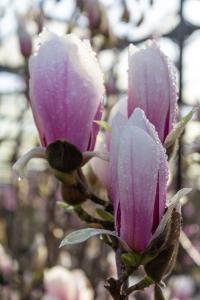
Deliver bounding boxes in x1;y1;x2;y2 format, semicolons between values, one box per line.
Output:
0;0;200;299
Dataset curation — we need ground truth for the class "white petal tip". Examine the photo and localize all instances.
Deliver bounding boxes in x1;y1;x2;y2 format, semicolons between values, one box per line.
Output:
12;147;46;181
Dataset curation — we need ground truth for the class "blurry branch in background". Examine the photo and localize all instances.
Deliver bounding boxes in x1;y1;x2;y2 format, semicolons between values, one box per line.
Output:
180;230;200;267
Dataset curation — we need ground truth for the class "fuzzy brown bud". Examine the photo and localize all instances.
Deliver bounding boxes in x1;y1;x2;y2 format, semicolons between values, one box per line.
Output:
61;182;87;205
46;140;83;173
145;209;181;282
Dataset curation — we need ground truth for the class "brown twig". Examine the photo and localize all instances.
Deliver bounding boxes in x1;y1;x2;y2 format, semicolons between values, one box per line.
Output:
105;249;134;299
124;276;154;297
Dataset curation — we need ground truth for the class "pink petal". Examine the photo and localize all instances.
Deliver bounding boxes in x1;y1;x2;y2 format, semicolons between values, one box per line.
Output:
88;101;104;151
90;132;110;189
108;98;128;125
128;108;168;227
29;31;104;151
118;125;160;252
109;112;127;230
128;41;177;143
106;97;128;148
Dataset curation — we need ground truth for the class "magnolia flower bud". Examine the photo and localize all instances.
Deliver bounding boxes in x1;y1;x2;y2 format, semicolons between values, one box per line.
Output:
169;275;195;300
110;108;168;252
29;31;104;151
43;266;93;300
84;0;101;29
0;245;13;278
17;18;32;58
84;0;110;36
92;41;178;189
128;41;177;143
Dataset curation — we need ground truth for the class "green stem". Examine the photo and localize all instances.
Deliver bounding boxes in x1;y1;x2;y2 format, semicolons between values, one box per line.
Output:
87;192;109;206
76;169;113;210
74;205;114;229
125;276;154;296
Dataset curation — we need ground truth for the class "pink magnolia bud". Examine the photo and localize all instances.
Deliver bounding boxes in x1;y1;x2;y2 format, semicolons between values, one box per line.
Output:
0;245;13;277
84;0;101;29
43;266;93;300
17;19;32;58
43;266;77;300
110;108;168;252
128;41;177;143
29;31;104;151
170;275;194;300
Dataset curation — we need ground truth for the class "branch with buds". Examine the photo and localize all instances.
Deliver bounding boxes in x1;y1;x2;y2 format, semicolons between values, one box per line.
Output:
13;32;195;300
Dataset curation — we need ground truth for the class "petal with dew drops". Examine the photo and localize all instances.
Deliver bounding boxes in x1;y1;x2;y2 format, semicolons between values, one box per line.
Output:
118;125;160;252
29;31;104;151
128;108;168;228
128;41;177;143
110;112;127;231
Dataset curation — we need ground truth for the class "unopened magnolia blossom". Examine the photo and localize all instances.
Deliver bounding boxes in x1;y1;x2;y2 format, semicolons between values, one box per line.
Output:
29;31;104;151
110;108;168;252
0;244;13;277
13;32;107;185
169;275;195;300
84;0;101;29
43;266;93;300
92;103;171;252
92;40;177;187
128;41;177;143
17;18;32;58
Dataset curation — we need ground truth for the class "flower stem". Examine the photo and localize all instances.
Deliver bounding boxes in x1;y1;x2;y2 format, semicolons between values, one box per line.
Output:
74;205;114;229
125;276;153;297
105;248;130;299
116;248;129;300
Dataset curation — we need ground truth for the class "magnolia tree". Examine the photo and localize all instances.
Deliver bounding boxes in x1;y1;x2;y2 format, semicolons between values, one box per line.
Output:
13;31;194;300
